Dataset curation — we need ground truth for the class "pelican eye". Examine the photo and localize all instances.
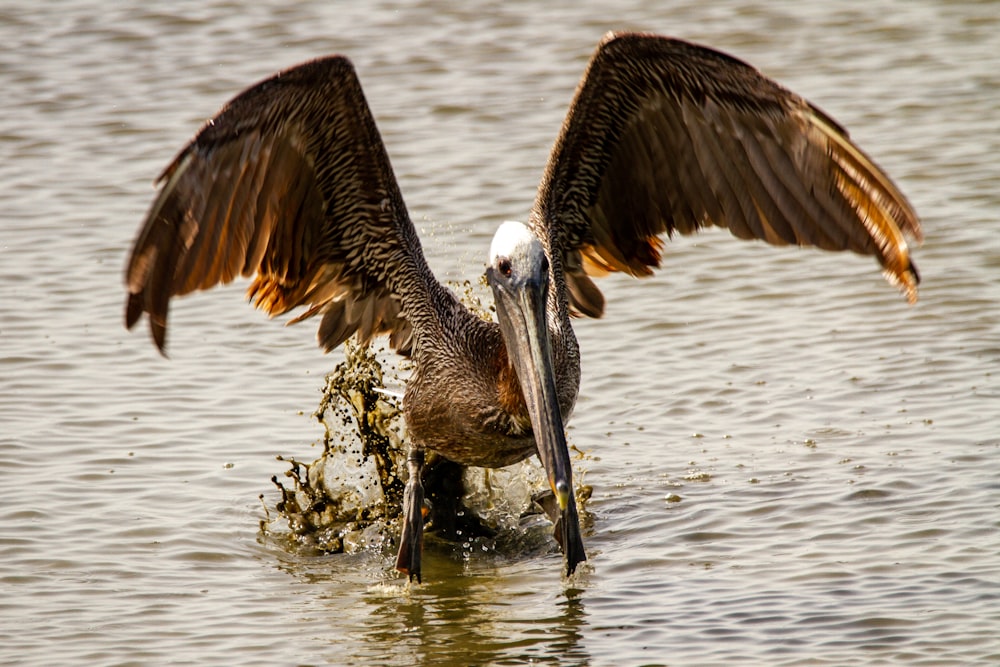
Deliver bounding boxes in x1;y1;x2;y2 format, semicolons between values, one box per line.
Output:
497;257;512;277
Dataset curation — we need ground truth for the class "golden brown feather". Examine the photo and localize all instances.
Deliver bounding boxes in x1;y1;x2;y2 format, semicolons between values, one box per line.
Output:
124;56;428;355
534;32;921;317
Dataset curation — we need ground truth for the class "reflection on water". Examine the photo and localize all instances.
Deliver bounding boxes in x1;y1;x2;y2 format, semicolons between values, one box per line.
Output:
2;0;999;664
279;552;591;666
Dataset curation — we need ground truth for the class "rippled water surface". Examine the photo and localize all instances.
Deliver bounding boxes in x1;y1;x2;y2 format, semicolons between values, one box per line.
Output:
2;1;998;665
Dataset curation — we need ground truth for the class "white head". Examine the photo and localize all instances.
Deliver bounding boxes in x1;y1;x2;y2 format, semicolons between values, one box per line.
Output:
489;220;545;278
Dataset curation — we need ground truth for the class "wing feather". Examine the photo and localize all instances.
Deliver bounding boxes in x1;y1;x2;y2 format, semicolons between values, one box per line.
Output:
124;56;432;355
533;32;922;316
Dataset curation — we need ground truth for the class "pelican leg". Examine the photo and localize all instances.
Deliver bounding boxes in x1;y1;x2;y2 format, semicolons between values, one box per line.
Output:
395;447;425;582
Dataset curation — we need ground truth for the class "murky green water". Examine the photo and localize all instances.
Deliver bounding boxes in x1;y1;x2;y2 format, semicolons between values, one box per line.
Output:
2;1;998;664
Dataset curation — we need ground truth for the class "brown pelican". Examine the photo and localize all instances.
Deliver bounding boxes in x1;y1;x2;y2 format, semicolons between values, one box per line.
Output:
124;32;922;582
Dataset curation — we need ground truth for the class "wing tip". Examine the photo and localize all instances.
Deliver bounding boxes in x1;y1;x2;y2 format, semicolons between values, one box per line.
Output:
904;260;921;305
885;259;920;305
125;290;171;357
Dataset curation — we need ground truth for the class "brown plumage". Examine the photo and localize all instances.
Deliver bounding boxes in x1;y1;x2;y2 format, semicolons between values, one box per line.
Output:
535;34;921;319
124;32;922;582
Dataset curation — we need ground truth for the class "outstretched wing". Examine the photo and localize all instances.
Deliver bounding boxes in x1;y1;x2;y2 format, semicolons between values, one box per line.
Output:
124;56;428;355
532;32;923;317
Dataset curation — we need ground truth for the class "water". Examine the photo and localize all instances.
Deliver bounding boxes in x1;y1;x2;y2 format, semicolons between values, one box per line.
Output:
2;0;998;664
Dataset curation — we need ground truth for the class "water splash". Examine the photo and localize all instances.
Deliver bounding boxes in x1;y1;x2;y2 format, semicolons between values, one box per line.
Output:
261;341;407;554
260;281;592;563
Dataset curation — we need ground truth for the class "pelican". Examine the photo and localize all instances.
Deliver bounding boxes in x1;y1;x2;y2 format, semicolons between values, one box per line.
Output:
124;32;922;582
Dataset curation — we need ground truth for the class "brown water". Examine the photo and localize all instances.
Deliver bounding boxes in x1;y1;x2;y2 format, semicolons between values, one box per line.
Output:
2;1;998;664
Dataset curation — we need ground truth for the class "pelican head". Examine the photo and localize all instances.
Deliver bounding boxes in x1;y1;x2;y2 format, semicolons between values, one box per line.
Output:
487;221;586;574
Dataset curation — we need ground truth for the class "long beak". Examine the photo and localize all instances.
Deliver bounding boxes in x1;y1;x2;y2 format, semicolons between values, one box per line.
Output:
493;269;587;576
